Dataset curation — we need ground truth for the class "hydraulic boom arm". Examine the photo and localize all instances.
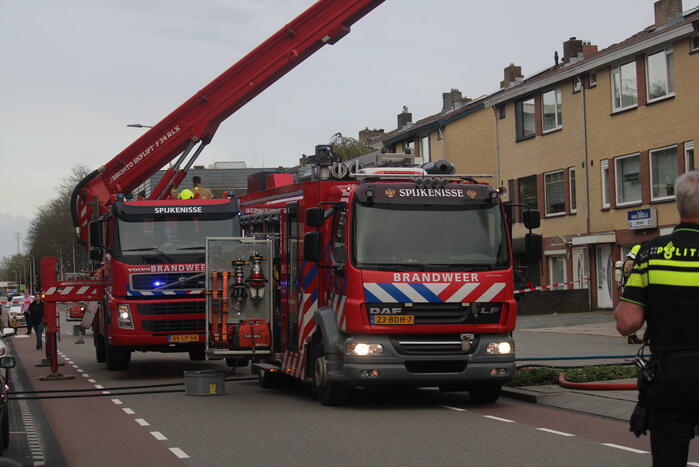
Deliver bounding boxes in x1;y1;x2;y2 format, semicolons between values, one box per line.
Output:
71;0;384;245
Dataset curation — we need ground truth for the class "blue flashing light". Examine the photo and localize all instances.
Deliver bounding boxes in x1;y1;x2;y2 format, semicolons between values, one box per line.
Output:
153;281;163;287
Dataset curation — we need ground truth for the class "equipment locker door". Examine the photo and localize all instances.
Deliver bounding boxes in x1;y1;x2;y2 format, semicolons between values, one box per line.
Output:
282;203;300;352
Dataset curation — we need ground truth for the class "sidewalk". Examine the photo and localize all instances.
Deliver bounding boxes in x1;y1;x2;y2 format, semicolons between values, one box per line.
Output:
505;311;640;422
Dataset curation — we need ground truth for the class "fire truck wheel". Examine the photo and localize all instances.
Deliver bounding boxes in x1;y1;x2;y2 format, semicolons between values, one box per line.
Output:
312;341;348;406
468;383;502;403
106;344;131;371
188;347;206;361
258;369;282;389
226;358;249;368
94;333;106;363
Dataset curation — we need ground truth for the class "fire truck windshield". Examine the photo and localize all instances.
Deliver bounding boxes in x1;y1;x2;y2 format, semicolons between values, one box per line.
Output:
353;203;509;271
117;217;236;261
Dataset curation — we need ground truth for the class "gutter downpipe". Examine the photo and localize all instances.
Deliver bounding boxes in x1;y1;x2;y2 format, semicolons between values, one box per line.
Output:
581;74;593;311
493;106;501;185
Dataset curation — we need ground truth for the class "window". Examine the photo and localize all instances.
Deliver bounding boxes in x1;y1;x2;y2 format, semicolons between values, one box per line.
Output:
542;89;562;132
498;105;506;119
548;255;567;290
420;135;431;163
611;61;638;112
518;175;538;221
686;141;695;172
615;153;641;206
691;36;699;53
573;77;582;93
544;170;565;216
589;71;597;87
569;167;577;213
516;97;535;140
646;49;674;102
650;145;678;200
601;159;610;208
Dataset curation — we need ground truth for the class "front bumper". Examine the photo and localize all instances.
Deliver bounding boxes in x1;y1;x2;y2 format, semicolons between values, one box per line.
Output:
327;333;515;386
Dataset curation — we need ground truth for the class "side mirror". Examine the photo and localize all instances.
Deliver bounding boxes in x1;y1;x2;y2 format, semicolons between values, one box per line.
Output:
523;210;541;230
525;233;542;265
303;232;322;262
2;328;15;338
0;356;16;369
305;208;323;228
89;249;102;262
89;221;103;249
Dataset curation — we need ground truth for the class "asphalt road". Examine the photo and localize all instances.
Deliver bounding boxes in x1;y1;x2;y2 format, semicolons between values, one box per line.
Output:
0;311;671;467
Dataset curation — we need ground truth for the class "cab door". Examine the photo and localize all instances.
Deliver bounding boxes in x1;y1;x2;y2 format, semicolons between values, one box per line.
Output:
280;203;300;352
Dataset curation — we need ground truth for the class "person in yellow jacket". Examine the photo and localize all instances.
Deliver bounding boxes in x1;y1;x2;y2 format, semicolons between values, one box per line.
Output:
178;188;194;200
622;244;643;344
192;176;213;199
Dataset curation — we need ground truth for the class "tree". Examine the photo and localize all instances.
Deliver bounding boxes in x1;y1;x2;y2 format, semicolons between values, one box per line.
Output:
329;132;374;162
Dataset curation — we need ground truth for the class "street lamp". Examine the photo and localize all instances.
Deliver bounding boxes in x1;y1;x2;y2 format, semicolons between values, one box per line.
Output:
126;124;153;128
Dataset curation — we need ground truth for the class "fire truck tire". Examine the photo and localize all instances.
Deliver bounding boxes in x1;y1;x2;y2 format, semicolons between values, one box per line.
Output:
257;368;282;389
312;341;348;406
106;344;131;371
94;333;106;363
189;346;206;361
226;357;249;368
468;383;502;403
1;408;8;450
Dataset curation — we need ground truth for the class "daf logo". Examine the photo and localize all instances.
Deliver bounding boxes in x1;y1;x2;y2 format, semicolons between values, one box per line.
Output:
368;306;402;315
384;188;396;198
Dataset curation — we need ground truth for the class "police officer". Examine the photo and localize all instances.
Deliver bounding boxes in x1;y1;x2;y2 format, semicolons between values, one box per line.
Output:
616;170;699;466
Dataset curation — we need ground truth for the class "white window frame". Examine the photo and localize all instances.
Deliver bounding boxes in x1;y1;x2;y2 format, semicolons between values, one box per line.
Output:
611;60;638;113
548;255;568;290
573;77;582;93
542;88;563;133
646;48;675;103
615;153;642;207
601;159;610;208
544;169;566;217
589;71;597;87
420;135;431;163
650;145;678;202
685;141;695;172
569;167;577;214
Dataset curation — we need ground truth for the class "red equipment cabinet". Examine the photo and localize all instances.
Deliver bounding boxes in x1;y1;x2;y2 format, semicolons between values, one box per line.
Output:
241;155;525;405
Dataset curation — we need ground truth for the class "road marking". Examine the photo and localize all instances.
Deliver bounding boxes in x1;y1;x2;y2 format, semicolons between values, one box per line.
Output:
536;427;575;437
111;399;123;405
76;369;84;373
81;373;90;378
94;384;104;389
169;448;190;459
102;391;111;394
687;463;699;466
441;405;467;412
135;419;150;426
150;431;167;441
601;443;648;454
122;408;135;415
482;415;515;423
87;379;96;383
71;364;78;368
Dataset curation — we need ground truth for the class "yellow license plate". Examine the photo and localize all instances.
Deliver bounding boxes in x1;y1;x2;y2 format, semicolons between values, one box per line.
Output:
371;315;415;325
169;334;199;343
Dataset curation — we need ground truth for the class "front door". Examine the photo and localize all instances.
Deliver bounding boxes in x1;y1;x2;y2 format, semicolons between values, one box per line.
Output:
595;244;613;309
572;247;589;290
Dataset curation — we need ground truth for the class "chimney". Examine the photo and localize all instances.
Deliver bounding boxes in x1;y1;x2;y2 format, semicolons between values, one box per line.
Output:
582;42;598;58
500;63;523;89
654;0;683;27
562;37;584;63
358;127;384;147
442;89;463;112
397;106;412;129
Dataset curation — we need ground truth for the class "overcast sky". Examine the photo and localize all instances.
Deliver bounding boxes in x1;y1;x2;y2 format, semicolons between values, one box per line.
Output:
2;0;697;259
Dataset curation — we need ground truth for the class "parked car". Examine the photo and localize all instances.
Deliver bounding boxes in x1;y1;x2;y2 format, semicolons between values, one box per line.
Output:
6;305;25;331
0;328;16;453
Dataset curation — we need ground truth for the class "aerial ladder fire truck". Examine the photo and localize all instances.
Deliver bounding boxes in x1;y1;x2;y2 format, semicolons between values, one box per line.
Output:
40;0;386;373
222;150;541;405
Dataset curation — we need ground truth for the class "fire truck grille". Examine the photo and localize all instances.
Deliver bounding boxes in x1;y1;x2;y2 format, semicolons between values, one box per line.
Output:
141;319;205;333
138;301;205;316
372;303;502;325
131;273;205;291
392;335;476;355
405;360;467;373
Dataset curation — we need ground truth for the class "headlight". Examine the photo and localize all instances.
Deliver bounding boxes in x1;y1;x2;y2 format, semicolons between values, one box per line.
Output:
486;341;513;355
117;304;134;329
346;342;383;356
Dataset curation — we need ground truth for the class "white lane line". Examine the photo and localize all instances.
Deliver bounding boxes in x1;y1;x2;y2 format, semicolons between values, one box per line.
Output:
601;443;648;454
71;364;79;368
151;431;167;441
169;448;190;459
536;427;575;437
111;399;123;405
66;360;73;364
76;369;84;373
135;419;150;426
122;408;135;415
101;391;111;395
87;379;96;383
441;405;467;412
482;415;515;423
81;373;90;378
687;463;699;466
94;384;104;389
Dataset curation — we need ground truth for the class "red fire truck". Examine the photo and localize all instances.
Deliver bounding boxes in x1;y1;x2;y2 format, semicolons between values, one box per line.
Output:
237;149;540;405
42;0;385;371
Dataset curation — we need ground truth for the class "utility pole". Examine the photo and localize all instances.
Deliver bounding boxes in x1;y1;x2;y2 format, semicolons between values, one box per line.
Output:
15;232;20;255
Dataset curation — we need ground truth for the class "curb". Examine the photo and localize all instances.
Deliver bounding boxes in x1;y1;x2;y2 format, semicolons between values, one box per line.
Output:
501;386;543;403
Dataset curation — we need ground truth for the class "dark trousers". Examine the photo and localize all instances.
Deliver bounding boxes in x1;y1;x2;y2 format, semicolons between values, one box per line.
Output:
33;322;44;348
646;356;699;466
24;312;32;334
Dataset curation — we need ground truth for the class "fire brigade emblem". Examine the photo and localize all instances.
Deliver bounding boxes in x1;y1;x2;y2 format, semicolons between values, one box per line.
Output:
385;188;396;198
466;190;477;199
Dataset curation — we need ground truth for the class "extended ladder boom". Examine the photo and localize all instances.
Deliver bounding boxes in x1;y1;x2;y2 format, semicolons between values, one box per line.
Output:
72;0;385;245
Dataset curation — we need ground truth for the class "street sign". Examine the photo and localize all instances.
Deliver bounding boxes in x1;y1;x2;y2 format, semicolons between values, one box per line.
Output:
627;208;657;230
